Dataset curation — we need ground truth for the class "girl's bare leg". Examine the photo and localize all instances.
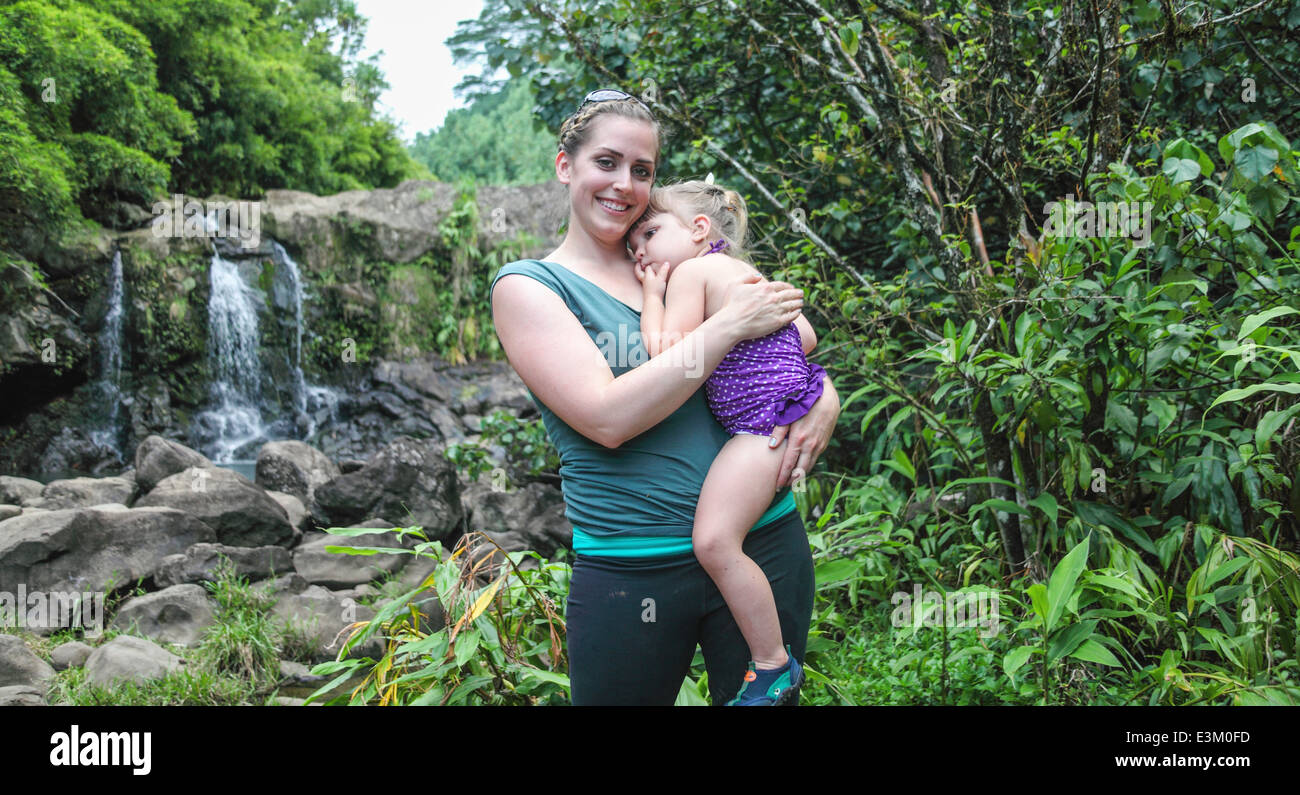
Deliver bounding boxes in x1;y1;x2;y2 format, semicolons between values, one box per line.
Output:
693;433;788;669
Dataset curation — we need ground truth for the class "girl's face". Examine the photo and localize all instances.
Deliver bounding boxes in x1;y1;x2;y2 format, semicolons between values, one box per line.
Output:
556;115;658;247
628;211;709;274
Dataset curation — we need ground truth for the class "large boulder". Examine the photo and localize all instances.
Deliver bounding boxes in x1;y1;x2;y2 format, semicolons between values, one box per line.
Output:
267;491;312;535
133;435;213;494
0;685;46;706
255;441;338;520
0;476;43;506
442;360;533;416
110;584;219;647
84;635;184;688
313;436;464;543
0;635;56;692
134;466;294;548
292;526;409;589
29;476;134;510
461;480;572;559
49;641;94;671
0;506;216;596
153;542;294;588
271;585;383;663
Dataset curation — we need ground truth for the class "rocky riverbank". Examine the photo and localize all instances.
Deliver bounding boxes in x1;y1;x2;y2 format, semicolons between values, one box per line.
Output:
0;430;570;705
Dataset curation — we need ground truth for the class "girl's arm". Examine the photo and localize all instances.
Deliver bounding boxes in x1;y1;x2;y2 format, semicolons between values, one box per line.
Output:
493;272;802;449
636;262;671;358
658;260;708;351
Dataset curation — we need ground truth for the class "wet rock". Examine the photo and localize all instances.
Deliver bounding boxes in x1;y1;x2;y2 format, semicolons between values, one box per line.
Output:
0;635;55;692
133;435;213;494
49;641;94;671
314;436;463;543
0;505;216;596
84;635;185;688
110;584;219;647
152;542;294;589
134;466;294;548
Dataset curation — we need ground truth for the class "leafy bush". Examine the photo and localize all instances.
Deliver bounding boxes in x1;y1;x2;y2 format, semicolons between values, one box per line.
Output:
304;526;571;706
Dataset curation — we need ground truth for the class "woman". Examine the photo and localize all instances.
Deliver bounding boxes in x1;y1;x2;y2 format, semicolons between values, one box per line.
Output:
490;89;840;705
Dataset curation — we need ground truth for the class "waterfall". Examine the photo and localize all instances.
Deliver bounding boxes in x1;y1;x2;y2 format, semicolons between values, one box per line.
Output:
89;251;125;452
273;241;308;415
193;242;339;462
273;242;339;437
194;250;268;462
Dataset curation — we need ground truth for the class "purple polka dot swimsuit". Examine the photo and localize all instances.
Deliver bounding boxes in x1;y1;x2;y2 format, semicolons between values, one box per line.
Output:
705;323;828;437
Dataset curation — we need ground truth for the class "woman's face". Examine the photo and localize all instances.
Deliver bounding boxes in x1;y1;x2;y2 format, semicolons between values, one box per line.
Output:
557;115;658;248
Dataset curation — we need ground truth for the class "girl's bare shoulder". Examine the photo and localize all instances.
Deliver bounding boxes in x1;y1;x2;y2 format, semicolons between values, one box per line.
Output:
673;252;762;285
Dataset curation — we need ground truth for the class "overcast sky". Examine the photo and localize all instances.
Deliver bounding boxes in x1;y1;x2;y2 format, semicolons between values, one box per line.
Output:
352;0;487;143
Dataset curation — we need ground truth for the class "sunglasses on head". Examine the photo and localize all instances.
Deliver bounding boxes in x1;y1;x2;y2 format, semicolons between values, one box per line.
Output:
578;88;652;113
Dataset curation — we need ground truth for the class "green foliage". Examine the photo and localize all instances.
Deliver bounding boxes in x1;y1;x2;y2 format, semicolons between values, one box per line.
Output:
305;526;571;705
194;557;282;686
0;0;419;261
445;409;560;494
409;79;555;185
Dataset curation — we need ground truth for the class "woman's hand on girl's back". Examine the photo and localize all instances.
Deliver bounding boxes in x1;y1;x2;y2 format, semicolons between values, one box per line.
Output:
719;274;803;342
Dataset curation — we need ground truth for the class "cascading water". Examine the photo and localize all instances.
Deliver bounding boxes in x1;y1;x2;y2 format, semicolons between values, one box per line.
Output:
89;251;125;452
193;240;338;463
272;242;339;437
194;249;269;462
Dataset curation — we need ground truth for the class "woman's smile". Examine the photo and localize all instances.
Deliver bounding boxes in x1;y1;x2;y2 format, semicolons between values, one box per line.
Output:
596;196;632;214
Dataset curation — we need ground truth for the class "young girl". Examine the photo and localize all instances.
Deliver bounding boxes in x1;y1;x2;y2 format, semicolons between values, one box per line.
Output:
628;180;827;705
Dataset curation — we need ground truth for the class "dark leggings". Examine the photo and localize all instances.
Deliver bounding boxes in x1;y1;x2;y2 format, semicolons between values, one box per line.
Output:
565;510;815;705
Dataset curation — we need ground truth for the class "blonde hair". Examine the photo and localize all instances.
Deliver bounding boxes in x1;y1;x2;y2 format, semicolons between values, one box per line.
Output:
557;96;661;160
635;180;750;260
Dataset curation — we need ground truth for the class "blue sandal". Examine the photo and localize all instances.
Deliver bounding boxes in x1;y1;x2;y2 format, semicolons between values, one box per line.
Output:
725;645;803;706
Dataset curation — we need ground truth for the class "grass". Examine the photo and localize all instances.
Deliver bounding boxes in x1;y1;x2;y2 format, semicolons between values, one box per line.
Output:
4;557;332;705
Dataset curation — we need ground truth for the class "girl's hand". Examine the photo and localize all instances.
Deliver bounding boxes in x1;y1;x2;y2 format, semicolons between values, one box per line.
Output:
719;274;803;342
768;375;839;490
635;261;669;299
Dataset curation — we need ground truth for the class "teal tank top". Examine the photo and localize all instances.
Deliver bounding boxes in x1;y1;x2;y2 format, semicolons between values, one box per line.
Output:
489;259;797;558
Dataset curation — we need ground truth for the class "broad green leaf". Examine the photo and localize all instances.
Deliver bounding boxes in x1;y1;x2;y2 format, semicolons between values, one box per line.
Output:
1208;382;1300;412
1234;145;1279;182
1028;492;1058;527
1070;638;1122;666
453;628;481;667
970;498;1029;516
1046;537;1090;632
1027;582;1049;624
890;447;916;482
1256;403;1300;453
815;558;861;587
1004;645;1037;676
446;675;495;703
1203;555;1252;588
1162;156;1201;184
1237;305;1299;340
1048;619;1099;663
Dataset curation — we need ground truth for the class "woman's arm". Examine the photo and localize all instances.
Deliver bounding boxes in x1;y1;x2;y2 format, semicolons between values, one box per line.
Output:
769;374;839;489
493;272;802;448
